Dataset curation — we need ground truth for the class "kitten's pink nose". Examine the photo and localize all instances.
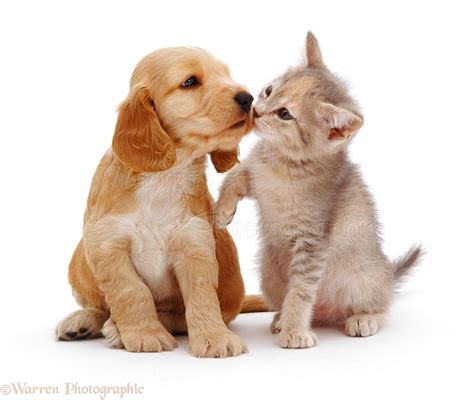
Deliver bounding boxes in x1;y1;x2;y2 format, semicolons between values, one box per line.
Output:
253;109;261;118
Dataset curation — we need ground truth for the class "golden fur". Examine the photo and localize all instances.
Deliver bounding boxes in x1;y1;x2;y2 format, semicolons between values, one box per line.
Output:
57;47;261;357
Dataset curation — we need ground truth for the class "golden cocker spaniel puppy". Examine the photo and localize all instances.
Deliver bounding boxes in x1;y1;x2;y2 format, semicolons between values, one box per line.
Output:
56;46;260;357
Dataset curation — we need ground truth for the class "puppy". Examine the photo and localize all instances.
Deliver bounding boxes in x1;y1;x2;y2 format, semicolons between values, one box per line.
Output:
56;46;257;358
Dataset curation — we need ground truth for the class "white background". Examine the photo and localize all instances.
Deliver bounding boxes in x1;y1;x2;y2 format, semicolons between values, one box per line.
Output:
0;1;473;399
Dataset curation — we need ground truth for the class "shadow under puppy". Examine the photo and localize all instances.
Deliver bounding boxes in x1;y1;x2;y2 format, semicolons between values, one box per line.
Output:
215;32;422;349
57;46;262;357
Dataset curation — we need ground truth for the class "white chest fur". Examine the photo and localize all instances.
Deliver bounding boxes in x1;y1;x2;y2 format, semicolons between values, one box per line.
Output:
127;165;197;300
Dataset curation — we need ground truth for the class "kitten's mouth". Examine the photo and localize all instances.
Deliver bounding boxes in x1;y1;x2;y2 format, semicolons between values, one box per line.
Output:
253;118;268;132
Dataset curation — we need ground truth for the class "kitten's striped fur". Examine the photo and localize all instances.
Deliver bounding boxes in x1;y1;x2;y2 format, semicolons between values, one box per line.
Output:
215;32;422;348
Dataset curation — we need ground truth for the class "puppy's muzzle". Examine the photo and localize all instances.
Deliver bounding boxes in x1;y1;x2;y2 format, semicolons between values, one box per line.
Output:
234;92;254;113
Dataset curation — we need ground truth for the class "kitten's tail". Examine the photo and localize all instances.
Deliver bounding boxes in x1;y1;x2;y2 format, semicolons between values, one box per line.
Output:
392;245;424;284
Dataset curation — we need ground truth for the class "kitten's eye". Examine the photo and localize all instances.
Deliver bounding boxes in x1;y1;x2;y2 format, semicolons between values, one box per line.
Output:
265;85;273;97
276;108;294;120
181;76;199;88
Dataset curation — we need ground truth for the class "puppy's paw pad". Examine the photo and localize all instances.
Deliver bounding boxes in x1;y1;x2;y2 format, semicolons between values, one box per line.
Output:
279;329;319;349
345;314;380;337
65;331;78;339
56;309;105;341
62;329;91;340
190;329;248;358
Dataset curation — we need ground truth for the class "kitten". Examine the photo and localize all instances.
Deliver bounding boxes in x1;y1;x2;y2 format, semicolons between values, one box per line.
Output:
214;32;422;349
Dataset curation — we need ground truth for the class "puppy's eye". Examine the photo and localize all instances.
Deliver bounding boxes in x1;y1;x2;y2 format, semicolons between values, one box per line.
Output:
276;108;293;120
181;76;199;88
265;85;273;97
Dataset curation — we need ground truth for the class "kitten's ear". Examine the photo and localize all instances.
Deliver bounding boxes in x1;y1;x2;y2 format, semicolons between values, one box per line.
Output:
319;102;364;141
306;31;324;68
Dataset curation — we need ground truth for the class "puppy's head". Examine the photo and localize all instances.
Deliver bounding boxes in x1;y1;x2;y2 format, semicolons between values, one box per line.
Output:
112;47;253;173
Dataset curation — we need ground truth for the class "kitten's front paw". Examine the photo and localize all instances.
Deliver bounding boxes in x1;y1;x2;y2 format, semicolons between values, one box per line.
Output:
213;201;235;229
279;329;319;349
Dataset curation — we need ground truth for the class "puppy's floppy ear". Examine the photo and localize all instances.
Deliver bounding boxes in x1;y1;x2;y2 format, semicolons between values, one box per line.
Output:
306;31;324;68
112;83;176;172
319;102;363;141
210;149;240;173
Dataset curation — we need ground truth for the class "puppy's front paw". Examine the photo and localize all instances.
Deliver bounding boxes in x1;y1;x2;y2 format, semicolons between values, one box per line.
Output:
189;329;248;358
120;325;178;353
279;329;319;349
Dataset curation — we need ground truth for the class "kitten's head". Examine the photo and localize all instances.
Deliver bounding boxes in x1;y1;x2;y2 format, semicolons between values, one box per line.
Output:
254;32;363;159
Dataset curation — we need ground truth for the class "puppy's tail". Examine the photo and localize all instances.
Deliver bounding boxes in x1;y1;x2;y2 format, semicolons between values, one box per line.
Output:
240;294;269;313
392;244;424;284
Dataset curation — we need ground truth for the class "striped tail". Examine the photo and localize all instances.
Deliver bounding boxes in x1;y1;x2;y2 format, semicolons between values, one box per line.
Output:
392;245;424;283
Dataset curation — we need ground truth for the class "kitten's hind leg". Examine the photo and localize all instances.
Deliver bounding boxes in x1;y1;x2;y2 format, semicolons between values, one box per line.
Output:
345;313;385;337
322;251;391;337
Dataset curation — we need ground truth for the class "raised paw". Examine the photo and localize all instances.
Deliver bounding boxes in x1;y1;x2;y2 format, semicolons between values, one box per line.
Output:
213;201;236;229
189;328;248;358
56;309;108;341
279;329;319;349
270;312;282;334
120;325;178;353
345;314;381;337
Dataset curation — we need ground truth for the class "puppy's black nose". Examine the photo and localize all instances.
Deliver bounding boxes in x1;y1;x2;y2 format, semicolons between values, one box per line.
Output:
234;92;254;113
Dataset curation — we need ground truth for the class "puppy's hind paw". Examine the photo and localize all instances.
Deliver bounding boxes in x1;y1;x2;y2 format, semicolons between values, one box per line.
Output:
56;308;108;341
102;319;123;348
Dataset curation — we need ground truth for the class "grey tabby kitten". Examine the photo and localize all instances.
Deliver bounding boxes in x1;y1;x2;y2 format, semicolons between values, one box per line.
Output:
214;32;422;349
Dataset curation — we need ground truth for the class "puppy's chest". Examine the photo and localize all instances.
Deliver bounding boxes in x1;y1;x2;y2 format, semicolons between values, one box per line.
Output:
129;171;196;296
141;169;193;215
